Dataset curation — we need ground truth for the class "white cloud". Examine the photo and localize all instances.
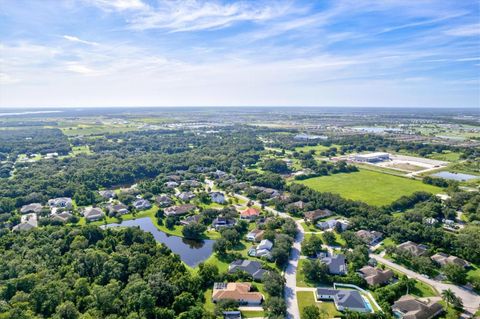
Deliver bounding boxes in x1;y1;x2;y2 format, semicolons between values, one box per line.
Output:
83;0;147;11
445;24;480;37
65;62;99;75
63;35;99;46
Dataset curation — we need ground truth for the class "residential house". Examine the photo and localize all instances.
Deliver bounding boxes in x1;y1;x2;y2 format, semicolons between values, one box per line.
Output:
304;209;333;223
133;199;151;210
12;213;38;232
240;207;260;220
246;229;264;242
316;219;349;231
83;207;104;221
181;180;202;188
212;282;263;305
107;203;129;216
213;170;227;179
358;266;394;286
212;217;236;230
180;214;202;226
177;191;196;201
286;200;306;211
164;204;196;217
249;239;273;258
156;195;173;208
98;190;116;199
321;254;347;275
228;260;268;281
48;197;73;209
315;288;370;313
397;241;428;257
210;192;227;204
392;295;443;319
20;203;43;214
431;253;469;269
355;230;383;245
165;181;179;188
51;211;73;222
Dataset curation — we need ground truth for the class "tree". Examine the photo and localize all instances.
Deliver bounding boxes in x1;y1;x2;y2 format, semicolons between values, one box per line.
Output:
172;292;195;314
302;305;320;319
214;299;239;317
54;301;79;319
264;297;286;318
443;264;467;285
262;271;284;297
322;231;336;246
441;289;457;309
302;259;330;284
301;234;323;257
182;223;207;240
197;263;219;288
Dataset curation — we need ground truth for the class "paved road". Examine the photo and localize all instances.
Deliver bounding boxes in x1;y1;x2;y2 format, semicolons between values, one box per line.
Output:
371;254;480;315
231;189;305;319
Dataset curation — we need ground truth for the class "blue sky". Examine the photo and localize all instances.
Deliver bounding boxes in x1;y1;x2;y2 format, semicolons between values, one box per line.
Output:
0;0;479;108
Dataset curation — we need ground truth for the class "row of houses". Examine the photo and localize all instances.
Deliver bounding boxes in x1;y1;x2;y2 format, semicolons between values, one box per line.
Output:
397;241;469;268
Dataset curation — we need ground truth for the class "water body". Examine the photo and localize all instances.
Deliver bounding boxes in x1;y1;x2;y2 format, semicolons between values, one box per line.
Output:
432;171;478;181
103;217;214;267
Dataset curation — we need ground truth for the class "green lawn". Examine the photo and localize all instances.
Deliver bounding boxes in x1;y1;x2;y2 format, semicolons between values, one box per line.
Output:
241;310;265;318
297;169;442;206
297;291;340;318
427;151;462;162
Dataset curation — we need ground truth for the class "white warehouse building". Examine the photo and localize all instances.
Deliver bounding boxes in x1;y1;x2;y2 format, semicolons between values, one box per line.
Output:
354;152;390;163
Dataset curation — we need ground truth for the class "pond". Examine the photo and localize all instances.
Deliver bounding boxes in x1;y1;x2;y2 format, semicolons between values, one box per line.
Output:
102;217;215;267
432;171;479;181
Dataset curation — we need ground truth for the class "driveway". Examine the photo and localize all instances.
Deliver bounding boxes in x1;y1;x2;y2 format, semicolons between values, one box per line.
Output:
370;254;480;315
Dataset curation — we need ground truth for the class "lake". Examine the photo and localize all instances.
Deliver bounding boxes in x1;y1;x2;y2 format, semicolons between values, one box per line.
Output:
102;217;215;267
432;171;479;181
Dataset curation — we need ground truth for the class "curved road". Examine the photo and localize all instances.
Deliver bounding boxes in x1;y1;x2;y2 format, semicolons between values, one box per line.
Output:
371;254;480;315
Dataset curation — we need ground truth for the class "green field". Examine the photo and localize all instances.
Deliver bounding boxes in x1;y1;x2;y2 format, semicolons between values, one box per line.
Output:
297;170;443;206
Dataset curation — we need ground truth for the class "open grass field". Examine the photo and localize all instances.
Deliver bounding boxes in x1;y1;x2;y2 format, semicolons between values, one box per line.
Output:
295;144;342;154
297;169;443;206
427;151;462;162
297;291;340;318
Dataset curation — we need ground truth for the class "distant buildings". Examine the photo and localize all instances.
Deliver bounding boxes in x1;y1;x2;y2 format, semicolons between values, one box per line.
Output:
212;217;236;230
98;190;116;199
210;192;227;204
212;282;263;305
245;229;264;242
316;219;349;231
392;295;443;319
107;203;129;215
294;134;328;141
12;213;38;232
315;288;370;313
354;152;390;163
177;191;196;201
156;195;173;208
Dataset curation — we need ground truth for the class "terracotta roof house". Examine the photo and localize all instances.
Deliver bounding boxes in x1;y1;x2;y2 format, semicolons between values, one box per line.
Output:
246;229;264;242
431;253;469;268
240;207;260;220
164;204;196;216
228;260;268;281
392;295;443;319
321;254;347;275
315;288;370;313
304;209;333;223
358;266;394;286
83;207;104;221
212;282;263;305
355;230;383;245
398;241;428;257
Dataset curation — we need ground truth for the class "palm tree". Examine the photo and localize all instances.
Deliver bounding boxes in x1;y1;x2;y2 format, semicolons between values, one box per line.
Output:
441;289;456;308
